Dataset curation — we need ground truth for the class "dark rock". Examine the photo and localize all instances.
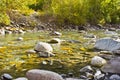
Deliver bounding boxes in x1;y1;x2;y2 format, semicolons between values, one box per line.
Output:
68;72;74;77
61;74;67;79
80;65;93;73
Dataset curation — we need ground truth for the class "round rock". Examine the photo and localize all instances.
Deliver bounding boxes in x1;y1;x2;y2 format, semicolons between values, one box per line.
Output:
91;56;107;67
34;42;53;53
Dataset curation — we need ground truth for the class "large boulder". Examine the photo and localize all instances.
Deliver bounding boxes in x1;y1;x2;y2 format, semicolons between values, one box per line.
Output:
101;57;120;74
94;38;120;51
26;69;64;80
34;42;53;53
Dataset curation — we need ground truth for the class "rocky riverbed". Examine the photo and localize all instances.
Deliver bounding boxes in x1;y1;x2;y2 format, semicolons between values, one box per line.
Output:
0;28;120;80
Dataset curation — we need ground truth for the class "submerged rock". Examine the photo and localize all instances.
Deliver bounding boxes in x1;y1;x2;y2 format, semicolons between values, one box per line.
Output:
26;69;64;80
91;56;106;67
94;38;120;51
48;38;61;44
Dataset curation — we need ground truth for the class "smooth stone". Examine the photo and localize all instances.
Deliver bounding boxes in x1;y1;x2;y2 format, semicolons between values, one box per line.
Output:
91;56;107;67
26;69;64;80
34;42;53;53
94;38;120;51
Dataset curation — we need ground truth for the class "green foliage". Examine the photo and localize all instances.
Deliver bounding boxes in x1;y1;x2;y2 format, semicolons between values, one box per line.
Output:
29;0;45;11
43;0;120;25
0;0;120;25
0;13;10;25
100;0;120;24
49;0;89;25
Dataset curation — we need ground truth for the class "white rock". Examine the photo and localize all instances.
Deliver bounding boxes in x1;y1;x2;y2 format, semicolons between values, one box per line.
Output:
94;38;120;51
91;56;106;66
14;77;28;80
94;69;102;78
34;42;53;53
26;69;64;80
